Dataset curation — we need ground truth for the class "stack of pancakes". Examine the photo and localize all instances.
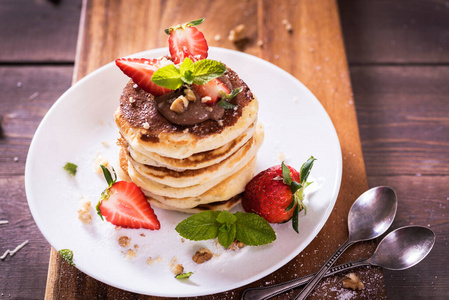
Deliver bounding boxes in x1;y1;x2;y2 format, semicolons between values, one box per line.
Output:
115;68;263;213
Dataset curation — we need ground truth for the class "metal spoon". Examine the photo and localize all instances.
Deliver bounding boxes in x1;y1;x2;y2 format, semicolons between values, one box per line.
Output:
295;186;397;299
241;225;435;300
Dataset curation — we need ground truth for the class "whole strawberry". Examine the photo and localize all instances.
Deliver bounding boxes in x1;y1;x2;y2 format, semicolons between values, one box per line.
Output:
242;157;316;233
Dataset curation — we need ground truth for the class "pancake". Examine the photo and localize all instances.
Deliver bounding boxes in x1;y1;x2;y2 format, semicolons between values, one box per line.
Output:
142;156;256;209
125;121;256;171
126;123;263;188
148;194;242;214
115;68;259;159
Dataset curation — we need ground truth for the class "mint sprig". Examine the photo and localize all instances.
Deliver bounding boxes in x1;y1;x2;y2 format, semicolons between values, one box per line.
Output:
63;162;78;176
58;249;75;266
283;156;316;233
175;211;276;248
151;58;226;90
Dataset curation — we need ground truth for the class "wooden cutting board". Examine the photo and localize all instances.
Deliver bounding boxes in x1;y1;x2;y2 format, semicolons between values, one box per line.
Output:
45;0;386;298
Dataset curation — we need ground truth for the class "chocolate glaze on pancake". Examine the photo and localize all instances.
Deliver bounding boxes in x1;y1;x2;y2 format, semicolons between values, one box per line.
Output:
119;67;253;140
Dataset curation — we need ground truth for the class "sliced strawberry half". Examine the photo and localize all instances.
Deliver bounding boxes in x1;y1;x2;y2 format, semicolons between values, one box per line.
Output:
115;58;172;96
168;25;208;64
191;78;230;105
97;166;160;230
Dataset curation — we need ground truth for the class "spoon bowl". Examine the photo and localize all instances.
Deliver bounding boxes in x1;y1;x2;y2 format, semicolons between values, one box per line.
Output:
348;186;398;242
369;225;435;270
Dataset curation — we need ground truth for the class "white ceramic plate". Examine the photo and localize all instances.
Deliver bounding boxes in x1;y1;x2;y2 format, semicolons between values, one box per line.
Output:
25;47;342;297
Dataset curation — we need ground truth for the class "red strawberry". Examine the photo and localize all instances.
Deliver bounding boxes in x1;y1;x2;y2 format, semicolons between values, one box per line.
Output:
191;78;230;105
167;22;208;64
97;166;160;230
242;158;316;233
115;58;172;96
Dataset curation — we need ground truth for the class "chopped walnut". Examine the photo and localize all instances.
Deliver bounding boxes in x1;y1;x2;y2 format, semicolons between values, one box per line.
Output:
172;264;184;275
125;249;136;260
228;24;247;42
282;19;293;32
228;240;245;251
192;248;213;264
146;256;162;265
201;96;212;103
77;200;92;224
170;95;189;113
118;236;131;248
342;273;364;290
184;88;196;101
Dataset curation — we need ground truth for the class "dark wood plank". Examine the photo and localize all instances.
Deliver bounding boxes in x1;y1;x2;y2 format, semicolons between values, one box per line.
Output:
351;66;449;176
0;66;74;299
0;66;74;175
351;65;449;298
0;0;82;62
338;0;449;64
366;176;449;299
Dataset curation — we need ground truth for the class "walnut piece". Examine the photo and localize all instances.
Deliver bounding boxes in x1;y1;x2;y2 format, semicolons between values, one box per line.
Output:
77;201;92;224
228;240;245;251
192;248;213;264
170;95;189;113
184;88;196;101
228;24;247;42
118;236;131;248
342;273;364;290
172;264;184;275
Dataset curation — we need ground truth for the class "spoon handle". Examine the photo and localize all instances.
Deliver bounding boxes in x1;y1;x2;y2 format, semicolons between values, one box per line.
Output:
241;260;368;300
294;239;354;300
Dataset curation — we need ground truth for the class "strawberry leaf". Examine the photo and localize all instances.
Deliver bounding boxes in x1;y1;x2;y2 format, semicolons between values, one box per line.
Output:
300;156;316;184
292;204;300;233
218;99;238;109
187;18;205;27
281;161;293;185
100;165;116;188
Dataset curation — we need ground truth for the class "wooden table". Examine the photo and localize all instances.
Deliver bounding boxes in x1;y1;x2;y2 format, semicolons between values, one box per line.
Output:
1;0;448;299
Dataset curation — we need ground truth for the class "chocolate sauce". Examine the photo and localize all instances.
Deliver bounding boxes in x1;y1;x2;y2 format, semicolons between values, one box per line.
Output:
119;68;253;139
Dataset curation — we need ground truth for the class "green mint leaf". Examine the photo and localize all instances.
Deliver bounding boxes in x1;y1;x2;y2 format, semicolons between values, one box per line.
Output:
187;18;205;27
58;249;75;266
234;212;276;246
218;222;236;249
175;272;194;279
100;165;116;188
180;57;195;85
191;59;226;85
216;210;237;225
281;162;292;185
175;211;221;241
151;64;183;90
300;156;316;185
63;162;77;176
218;99;238;109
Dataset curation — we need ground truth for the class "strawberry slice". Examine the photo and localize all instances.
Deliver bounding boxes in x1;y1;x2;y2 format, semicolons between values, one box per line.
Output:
115;58;172;96
191;78;230;105
97;166;160;230
168;24;208;64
